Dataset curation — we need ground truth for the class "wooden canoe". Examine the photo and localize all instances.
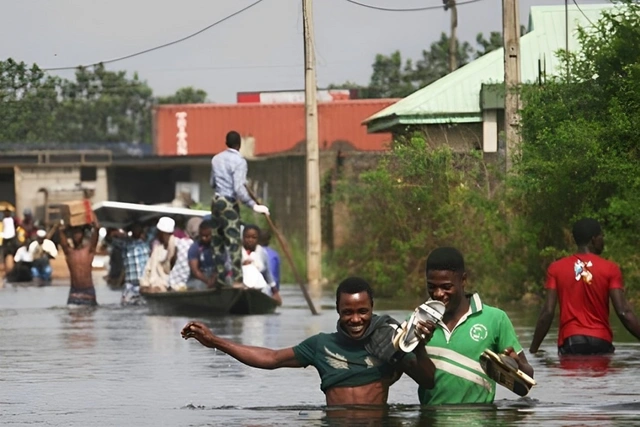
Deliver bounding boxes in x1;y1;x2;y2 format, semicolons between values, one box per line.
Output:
140;287;279;316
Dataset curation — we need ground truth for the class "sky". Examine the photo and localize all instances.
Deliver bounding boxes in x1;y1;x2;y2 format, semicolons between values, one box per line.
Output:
2;0;610;103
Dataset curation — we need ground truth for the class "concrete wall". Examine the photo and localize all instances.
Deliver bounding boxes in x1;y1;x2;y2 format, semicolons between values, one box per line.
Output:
14;166;108;219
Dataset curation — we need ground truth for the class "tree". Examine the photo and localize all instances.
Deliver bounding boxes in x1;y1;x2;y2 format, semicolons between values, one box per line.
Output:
367;51;416;98
157;86;208;104
413;32;473;88
0;59;61;142
475;31;503;58
515;1;640;292
56;64;154;143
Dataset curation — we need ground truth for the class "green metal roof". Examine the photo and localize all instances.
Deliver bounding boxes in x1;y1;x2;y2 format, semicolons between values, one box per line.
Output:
365;4;615;133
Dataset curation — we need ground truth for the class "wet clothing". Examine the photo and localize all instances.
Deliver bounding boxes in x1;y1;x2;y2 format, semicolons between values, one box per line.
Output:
293;332;397;393
546;254;623;347
559;335;615;355
293;315;405;393
210;195;242;284
67;286;97;306
419;293;523;405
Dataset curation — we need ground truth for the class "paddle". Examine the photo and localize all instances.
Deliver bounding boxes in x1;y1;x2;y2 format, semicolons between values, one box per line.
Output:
245;184;319;315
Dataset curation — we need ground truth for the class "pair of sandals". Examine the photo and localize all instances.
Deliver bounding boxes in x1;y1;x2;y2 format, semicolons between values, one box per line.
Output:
394;300;446;353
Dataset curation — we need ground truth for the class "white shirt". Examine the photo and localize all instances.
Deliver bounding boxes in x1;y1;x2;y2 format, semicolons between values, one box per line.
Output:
28;239;58;259
2;216;16;239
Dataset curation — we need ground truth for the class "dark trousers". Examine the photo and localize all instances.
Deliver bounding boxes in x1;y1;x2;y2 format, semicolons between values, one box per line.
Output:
559;335;615;355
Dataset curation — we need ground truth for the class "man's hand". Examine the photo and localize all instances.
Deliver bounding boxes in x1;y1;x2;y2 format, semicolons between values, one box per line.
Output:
181;321;216;348
252;204;270;215
415;320;437;344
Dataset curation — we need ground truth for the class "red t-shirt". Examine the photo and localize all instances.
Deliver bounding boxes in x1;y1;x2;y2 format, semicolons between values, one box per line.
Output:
546;253;623;346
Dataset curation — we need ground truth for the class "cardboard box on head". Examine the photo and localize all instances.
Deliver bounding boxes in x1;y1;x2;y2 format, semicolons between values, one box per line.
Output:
61;200;93;227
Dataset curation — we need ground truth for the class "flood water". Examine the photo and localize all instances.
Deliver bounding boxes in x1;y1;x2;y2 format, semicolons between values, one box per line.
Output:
2;277;640;426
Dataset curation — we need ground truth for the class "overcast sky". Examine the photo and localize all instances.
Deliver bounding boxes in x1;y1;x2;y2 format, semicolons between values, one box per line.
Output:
2;0;610;103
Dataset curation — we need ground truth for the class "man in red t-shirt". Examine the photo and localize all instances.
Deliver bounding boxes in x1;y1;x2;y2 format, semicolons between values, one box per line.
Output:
529;218;640;355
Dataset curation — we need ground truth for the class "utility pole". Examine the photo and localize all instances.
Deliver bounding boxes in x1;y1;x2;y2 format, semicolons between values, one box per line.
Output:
448;0;458;72
302;0;322;305
503;0;521;172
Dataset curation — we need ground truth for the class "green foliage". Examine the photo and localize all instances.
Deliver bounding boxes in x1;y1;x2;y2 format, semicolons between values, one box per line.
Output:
333;133;531;300
330;31;503;98
0;59;208;144
513;0;640;294
157;86;208;105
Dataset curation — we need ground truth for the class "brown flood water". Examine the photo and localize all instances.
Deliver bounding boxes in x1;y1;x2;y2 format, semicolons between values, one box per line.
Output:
1;275;640;426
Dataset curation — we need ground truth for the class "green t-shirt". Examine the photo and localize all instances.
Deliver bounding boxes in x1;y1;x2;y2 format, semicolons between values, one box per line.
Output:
418;293;524;405
293;332;397;393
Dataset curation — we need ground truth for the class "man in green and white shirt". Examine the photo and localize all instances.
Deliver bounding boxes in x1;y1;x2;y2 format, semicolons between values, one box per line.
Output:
418;247;534;405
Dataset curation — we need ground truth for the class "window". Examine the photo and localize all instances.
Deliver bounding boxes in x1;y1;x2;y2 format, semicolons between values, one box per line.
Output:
80;166;97;182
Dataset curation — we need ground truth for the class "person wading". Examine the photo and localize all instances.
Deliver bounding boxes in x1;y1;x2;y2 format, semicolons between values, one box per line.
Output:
209;130;269;287
182;277;436;406
58;218;100;306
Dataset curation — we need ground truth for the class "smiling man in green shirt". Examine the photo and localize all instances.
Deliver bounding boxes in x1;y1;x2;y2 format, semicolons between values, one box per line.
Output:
418;247;534;405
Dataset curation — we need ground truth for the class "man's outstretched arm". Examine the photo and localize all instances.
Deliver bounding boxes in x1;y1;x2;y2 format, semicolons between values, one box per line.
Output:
610;289;640;340
529;289;557;353
181;321;301;369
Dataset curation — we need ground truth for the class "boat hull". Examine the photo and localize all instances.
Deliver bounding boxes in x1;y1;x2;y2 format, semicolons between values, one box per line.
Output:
141;287;278;316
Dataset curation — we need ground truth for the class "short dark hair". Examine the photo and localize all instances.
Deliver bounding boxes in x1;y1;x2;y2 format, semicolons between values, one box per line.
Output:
199;220;213;231
259;229;272;246
426;247;465;274
572;218;602;246
335;277;373;310
243;224;260;236
226;130;241;148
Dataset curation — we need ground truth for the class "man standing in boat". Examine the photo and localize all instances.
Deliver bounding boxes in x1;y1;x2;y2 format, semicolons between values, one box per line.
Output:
182;277;436;406
209;130;270;287
58;218;100;306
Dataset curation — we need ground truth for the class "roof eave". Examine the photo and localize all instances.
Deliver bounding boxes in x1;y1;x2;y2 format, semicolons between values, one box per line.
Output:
367;113;483;133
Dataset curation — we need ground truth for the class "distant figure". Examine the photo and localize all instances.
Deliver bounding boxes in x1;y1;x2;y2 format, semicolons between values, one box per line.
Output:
2;208;18;265
168;217;198;291
120;223;150;305
58;218;100;306
186;220;217;290
140;216;176;293
258;229;281;290
242;224;281;306
173;215;188;239
28;228;58;286
530;218;640;355
209;130;270;287
21;208;37;241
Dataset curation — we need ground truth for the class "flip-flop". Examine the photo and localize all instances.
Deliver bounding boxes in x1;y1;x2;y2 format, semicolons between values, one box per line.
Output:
479;349;536;397
395;300;446;353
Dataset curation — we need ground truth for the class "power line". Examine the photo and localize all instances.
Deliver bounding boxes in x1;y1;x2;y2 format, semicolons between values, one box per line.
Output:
342;0;484;12
572;0;596;28
42;0;265;71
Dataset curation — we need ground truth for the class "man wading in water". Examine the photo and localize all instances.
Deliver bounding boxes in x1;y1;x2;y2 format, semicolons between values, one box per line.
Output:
182;277;436;406
58;218;100;306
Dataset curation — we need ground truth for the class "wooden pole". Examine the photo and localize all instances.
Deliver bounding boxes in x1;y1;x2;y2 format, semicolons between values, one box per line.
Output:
449;0;458;73
245;185;319;315
503;0;521;172
302;0;323;304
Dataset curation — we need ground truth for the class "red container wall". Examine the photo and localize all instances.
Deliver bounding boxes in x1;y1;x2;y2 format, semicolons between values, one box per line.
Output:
153;100;398;157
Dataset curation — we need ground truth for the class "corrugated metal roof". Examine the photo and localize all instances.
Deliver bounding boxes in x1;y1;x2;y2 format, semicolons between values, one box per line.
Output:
365;4;615;132
154;99;399;156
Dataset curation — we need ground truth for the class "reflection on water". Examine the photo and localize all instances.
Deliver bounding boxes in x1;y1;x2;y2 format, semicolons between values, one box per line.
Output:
1;282;640;426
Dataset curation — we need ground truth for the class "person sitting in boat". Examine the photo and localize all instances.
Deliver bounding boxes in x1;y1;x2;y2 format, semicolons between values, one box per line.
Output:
185;220;218;291
168;217;200;291
28;229;58;286
6;241;34;283
258;229;281;291
241;224;281;306
140;217;177;293
120;223;150;305
181;277;437;407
